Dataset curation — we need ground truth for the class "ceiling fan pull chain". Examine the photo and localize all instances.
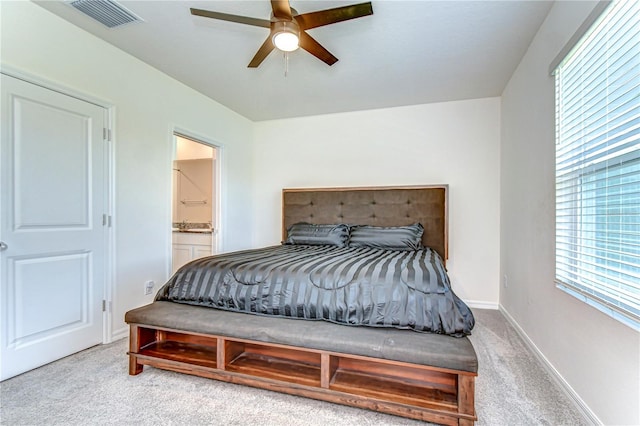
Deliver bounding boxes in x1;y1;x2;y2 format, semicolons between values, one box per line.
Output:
284;51;289;77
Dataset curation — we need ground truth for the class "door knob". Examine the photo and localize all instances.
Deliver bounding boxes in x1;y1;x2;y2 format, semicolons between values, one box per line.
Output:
0;241;7;251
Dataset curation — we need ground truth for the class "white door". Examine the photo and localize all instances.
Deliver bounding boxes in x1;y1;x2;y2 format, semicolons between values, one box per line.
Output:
0;74;107;380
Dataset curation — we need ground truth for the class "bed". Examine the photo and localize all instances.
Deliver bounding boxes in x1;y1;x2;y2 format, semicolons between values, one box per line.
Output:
125;185;478;425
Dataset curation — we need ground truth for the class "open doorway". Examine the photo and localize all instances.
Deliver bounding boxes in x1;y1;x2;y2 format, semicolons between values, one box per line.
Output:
171;134;219;273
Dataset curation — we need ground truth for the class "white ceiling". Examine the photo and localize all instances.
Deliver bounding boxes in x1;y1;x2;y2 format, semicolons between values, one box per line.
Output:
35;0;553;121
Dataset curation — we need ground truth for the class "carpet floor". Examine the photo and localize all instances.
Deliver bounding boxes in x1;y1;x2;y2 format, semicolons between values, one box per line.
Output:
0;309;587;425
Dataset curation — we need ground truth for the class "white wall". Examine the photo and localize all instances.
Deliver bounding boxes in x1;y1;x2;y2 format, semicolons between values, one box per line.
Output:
1;1;255;338
253;98;501;307
500;1;640;424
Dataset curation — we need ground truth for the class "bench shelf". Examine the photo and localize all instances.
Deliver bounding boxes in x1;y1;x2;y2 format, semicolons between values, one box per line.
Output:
128;323;476;425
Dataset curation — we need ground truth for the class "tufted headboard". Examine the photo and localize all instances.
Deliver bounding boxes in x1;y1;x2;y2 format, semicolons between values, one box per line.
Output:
282;185;448;261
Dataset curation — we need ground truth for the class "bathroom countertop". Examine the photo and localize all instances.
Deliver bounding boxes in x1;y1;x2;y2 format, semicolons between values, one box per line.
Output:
172;229;212;234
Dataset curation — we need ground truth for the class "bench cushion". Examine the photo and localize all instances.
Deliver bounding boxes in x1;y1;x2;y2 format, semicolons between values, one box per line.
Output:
125;301;478;373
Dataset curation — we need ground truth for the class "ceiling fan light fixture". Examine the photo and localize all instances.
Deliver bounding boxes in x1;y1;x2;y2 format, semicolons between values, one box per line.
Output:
272;21;299;52
191;1;373;67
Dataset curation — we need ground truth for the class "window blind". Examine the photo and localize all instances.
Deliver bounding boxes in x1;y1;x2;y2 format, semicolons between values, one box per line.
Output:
554;0;640;329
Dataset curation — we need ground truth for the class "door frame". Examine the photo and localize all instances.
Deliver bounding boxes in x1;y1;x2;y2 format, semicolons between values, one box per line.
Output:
0;65;115;344
170;128;222;273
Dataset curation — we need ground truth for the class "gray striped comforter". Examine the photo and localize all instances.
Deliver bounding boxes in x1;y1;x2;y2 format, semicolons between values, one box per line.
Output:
156;245;475;336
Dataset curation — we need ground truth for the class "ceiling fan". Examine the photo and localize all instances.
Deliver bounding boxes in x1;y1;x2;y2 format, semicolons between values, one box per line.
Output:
190;1;374;68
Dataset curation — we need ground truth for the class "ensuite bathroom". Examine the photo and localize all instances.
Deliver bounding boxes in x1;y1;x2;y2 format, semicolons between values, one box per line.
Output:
172;135;217;272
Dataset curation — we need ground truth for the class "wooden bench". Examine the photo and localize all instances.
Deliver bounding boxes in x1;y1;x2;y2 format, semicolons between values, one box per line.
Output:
126;301;478;425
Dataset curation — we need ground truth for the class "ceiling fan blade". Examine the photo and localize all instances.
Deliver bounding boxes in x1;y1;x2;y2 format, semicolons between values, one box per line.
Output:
248;36;276;68
270;0;292;20
295;2;373;30
299;31;338;66
190;8;271;28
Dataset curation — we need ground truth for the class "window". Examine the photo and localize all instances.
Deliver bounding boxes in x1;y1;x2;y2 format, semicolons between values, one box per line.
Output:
554;0;639;330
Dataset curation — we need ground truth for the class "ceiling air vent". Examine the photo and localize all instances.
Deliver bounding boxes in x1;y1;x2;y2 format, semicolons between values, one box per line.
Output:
69;0;143;28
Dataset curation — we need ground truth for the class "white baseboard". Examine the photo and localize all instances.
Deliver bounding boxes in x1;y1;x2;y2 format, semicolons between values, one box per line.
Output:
465;300;499;310
498;305;602;426
111;326;128;342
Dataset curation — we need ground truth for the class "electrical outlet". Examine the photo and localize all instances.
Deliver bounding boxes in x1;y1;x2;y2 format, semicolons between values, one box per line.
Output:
144;280;155;295
503;274;508;288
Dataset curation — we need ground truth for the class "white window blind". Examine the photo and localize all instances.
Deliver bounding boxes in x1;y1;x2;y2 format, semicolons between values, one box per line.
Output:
554;0;639;330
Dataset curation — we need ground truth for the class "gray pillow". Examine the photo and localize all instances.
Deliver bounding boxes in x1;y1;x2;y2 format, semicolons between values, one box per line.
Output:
349;223;424;250
284;223;350;247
